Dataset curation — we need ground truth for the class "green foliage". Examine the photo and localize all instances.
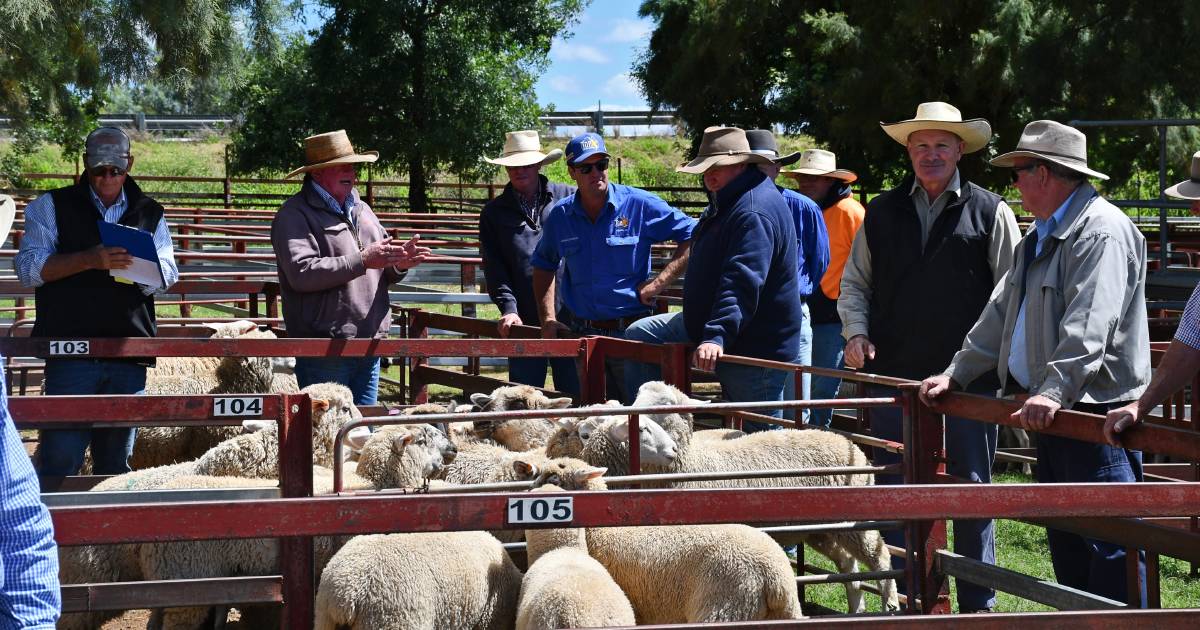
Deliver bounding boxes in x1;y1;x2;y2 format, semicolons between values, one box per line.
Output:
228;0;588;212
0;0;288;157
633;0;1200;191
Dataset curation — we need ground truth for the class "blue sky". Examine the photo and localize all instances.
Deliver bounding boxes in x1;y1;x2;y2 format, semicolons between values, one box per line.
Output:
534;1;653;111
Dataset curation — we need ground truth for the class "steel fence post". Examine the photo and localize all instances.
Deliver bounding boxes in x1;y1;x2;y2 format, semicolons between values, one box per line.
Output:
279;393;315;630
901;383;949;614
582;337;606;405
660;342;691;393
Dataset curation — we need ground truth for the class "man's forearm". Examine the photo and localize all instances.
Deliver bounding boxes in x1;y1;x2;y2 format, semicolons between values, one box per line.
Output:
532;268;557;323
39;250;95;283
1136;339;1200;416
652;241;691;288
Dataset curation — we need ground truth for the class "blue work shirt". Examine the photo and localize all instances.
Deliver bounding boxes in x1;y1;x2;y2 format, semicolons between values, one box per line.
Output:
531;183;696;320
1008;187;1078;388
781;188;830;298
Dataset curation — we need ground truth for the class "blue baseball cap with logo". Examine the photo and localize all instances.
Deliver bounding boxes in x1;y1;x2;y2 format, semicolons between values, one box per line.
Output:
565;132;609;165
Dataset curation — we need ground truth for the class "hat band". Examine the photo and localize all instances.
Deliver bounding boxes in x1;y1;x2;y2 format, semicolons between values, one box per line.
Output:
1020;147;1087;162
750;149;779;157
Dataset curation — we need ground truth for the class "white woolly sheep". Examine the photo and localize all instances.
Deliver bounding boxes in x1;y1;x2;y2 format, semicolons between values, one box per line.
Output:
352;424;457;490
515;484;636;630
630;381;898;613
523;459;804;623
314;531;523;630
572;413;679;475
469;384;572;451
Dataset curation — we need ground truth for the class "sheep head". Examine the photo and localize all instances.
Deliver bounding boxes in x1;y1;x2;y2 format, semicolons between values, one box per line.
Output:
515;457;608;490
468;385;572;449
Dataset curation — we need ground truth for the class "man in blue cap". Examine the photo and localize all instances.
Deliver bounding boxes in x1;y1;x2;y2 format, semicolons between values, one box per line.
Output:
531;132;697;402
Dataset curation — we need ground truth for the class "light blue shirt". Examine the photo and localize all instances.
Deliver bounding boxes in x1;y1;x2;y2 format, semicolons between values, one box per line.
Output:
311;181;358;228
0;360;61;628
1008;188;1078;388
15;184;179;296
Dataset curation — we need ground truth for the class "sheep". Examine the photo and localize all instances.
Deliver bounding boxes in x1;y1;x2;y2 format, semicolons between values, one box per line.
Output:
314;530;523;630
521;459;804;623
515;484;636;630
543;401;621;458
629;381;899;613
469;385;572;451
195;382;361;477
352;424;457;490
565;414;678;476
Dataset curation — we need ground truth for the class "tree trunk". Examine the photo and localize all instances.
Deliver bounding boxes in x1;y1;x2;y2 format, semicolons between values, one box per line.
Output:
407;3;430;213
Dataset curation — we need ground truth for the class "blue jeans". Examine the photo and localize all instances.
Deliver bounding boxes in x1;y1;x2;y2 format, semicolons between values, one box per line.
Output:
866;383;998;611
808;322;845;428
295;356;380;406
1037;407;1146;607
508;356;581;398
781;302;812;423
38;359;146;476
622;312;689;402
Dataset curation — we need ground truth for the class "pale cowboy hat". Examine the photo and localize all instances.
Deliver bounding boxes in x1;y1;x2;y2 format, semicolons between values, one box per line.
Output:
880;101;992;154
0;195;14;248
782;149;858;183
744;129;801;166
1164;151;1200;200
676;126;773;174
483;130;562;168
989;120;1109;180
286;129;379;179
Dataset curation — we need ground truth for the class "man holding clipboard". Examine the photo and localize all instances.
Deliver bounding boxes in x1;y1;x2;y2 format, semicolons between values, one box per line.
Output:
15;126;179;477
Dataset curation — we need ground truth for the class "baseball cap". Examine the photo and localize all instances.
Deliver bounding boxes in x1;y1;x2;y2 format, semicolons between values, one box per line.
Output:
565;132;609;165
84;127;132;171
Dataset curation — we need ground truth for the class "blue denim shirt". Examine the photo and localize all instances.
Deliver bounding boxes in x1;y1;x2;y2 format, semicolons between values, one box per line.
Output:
531;183;696;320
781;188;830;298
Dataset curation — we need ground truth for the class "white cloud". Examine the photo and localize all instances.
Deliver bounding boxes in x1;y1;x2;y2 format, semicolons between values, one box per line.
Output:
605;18;652;43
553;41;610;64
603;73;644;102
545;75;582;95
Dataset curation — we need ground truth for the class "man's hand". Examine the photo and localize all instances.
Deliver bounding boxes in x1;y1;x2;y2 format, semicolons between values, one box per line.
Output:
90;245;132;270
497;313;522;338
637;279;662;306
391;234;432;270
692;342;723;372
844;335;876;369
1011;394;1061;431
1103;402;1142;447
540;319;570;339
919;374;958;407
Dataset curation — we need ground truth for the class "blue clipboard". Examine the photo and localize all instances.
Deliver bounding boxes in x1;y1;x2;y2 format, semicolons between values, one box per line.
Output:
97;220;166;289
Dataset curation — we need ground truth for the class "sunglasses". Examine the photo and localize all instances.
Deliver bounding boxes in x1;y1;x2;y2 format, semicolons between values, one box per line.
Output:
573;158;610;175
1009;163;1039;183
89;166;127;179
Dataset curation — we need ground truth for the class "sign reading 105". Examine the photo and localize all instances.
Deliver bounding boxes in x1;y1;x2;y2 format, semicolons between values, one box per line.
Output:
506;496;573;525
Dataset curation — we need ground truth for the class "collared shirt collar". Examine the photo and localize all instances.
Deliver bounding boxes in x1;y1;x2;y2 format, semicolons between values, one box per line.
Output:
88;184;127;215
311;180;359;225
568;183;622;221
909;169;962;205
1033;186;1079;246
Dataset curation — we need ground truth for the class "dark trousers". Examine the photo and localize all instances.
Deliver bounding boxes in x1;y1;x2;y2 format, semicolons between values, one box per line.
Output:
1037;401;1146;606
508;356;581;398
867;383;999;611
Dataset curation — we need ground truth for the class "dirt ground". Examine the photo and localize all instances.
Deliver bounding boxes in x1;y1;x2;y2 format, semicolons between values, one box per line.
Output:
98;608;256;629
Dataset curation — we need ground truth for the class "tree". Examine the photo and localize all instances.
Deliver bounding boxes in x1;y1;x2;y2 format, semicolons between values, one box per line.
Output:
633;0;1200;190
229;0;586;212
0;0;287;156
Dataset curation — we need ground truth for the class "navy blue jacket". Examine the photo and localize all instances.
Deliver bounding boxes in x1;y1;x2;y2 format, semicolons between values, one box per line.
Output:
683;167;803;361
479;176;575;324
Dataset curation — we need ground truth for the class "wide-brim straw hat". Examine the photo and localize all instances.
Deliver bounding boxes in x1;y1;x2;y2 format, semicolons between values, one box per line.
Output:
0;195;14;248
782;149;858;183
990;120;1109;180
676;127;773;174
286;130;379;179
1164;151;1200;200
881;101;992;154
483;130;563;168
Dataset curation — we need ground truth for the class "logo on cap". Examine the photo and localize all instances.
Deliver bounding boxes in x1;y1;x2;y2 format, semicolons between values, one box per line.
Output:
579;138;599;150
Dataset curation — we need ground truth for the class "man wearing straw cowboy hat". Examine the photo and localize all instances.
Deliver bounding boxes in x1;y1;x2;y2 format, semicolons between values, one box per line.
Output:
783;149;865;428
1105;150;1200;448
16;126;179;477
272;129;431;406
839;102;1020;613
479;130;579;396
531;132;696;402
624;126;803;415
922;120;1151;606
745;129;830;426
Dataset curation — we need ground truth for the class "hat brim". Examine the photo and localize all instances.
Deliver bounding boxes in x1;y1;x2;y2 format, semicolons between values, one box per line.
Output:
0;195;14;248
1164;180;1200;200
773;151;802;166
483;149;563;168
880;118;992;154
286;152;380;179
783;167;858;183
989;150;1109;181
675;152;772;174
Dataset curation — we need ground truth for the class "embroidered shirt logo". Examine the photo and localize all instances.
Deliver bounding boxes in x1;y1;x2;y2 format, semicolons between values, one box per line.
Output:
615;215;630;229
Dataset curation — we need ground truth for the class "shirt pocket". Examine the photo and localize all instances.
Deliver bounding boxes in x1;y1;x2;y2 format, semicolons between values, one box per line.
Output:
604;235;640;275
321;222;355;255
560;237;585;284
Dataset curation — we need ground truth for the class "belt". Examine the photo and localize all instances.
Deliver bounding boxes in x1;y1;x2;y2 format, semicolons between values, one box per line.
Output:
575;312;651;331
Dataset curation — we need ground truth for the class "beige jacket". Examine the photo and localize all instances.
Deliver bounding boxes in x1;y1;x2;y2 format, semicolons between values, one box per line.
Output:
945;183;1150;407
